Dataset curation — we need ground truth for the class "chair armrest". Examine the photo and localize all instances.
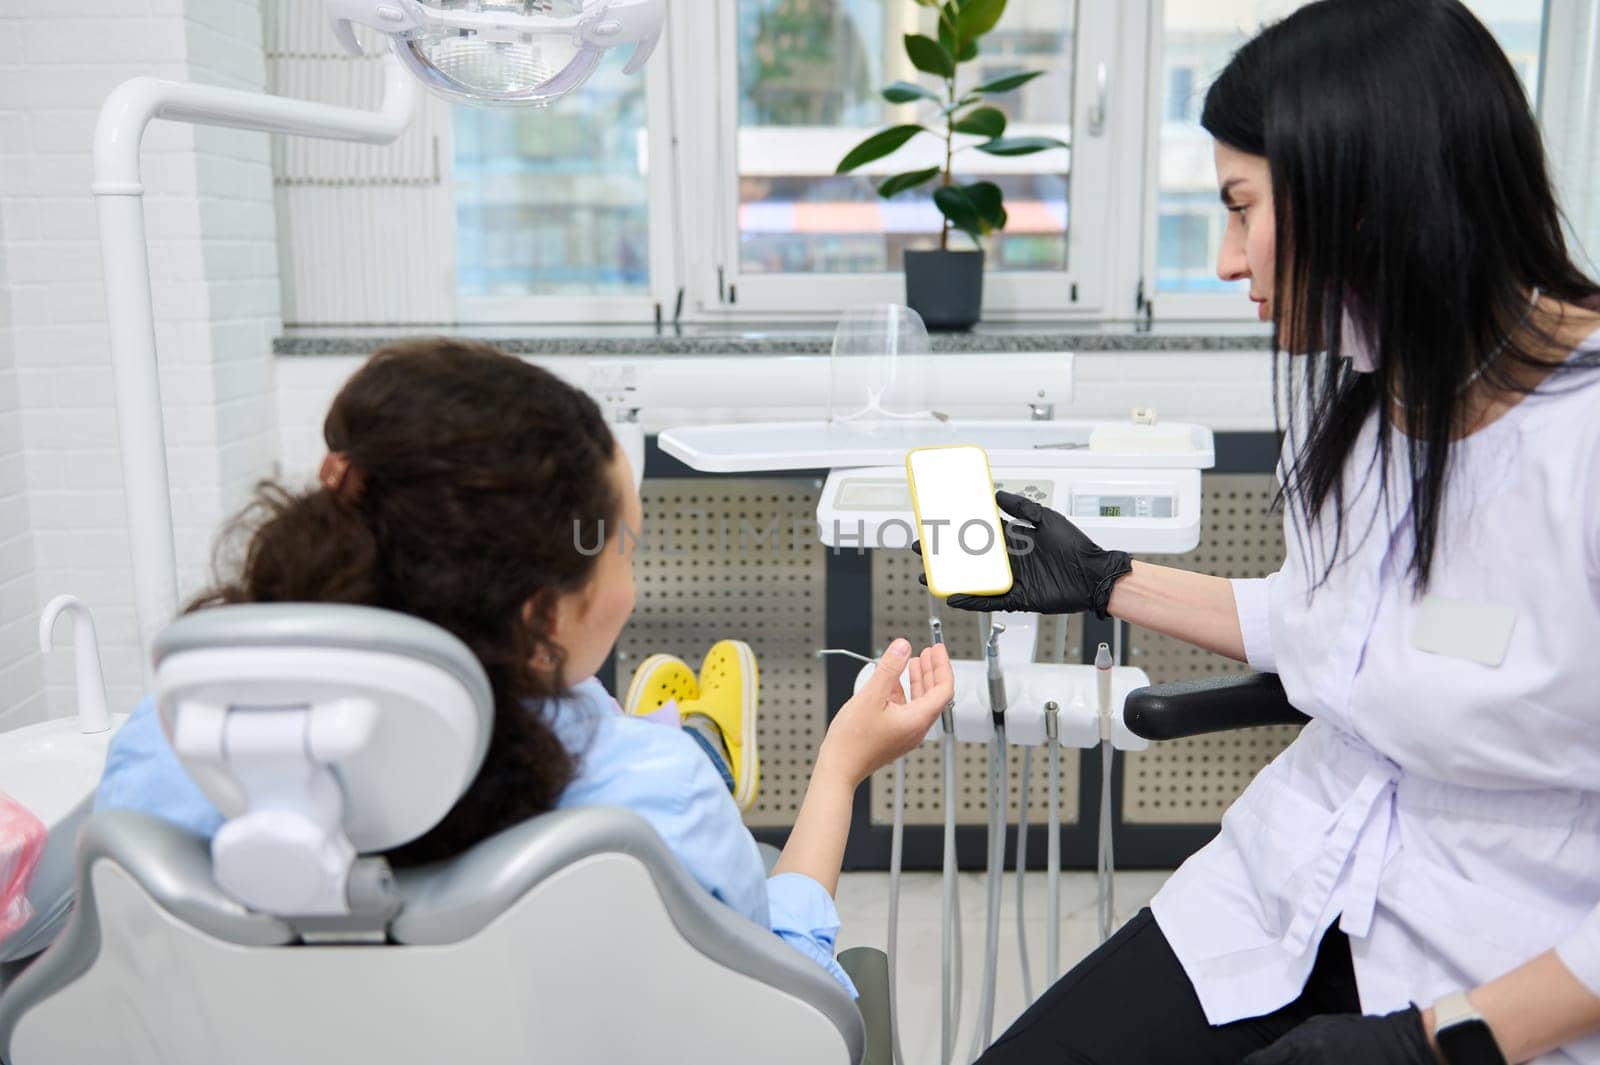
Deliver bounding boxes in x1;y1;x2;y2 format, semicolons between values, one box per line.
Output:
1123;673;1309;741
837;947;894;1065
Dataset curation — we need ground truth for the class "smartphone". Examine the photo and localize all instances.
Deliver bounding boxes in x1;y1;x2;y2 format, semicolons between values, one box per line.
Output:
906;445;1014;599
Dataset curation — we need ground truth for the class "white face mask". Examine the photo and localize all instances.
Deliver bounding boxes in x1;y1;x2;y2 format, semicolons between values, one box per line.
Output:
1340;305;1379;374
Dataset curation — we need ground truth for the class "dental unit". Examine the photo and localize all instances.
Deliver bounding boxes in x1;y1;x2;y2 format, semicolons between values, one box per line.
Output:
657;305;1215;1061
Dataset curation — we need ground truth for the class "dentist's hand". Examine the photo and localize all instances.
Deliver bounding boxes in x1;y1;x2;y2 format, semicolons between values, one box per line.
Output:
817;639;953;787
918;490;1133;618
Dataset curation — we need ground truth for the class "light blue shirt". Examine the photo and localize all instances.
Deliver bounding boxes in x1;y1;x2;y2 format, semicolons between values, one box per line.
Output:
95;679;855;995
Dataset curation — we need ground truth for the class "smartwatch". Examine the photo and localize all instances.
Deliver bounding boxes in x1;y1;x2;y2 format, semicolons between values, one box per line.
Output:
1433;992;1508;1065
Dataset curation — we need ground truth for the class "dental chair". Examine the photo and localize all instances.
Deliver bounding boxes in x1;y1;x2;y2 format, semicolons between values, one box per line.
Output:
0;604;885;1065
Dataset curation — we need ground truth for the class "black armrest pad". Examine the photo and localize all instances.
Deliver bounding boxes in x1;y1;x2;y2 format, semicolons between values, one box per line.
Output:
1123;673;1309;741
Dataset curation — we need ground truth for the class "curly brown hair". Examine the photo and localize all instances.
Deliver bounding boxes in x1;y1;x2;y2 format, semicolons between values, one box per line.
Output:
194;338;620;866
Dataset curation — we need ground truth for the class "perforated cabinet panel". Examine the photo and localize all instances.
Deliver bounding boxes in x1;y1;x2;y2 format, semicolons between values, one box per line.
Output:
617;473;1293;836
1122;474;1303;825
615;480;829;828
869;550;1083;827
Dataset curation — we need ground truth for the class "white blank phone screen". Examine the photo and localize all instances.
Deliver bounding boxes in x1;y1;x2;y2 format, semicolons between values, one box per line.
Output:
909;447;1013;598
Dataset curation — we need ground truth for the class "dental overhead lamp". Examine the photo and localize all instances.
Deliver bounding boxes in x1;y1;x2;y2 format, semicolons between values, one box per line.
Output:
89;0;665;683
325;0;665;107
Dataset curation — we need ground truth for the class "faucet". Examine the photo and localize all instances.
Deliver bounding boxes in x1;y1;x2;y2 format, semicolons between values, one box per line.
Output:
39;595;112;734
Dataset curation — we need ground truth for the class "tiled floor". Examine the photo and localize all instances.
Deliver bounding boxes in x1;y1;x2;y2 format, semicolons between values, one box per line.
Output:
833;869;1173;1065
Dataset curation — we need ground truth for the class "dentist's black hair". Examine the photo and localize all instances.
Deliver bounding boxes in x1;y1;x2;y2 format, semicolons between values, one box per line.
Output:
1203;0;1599;590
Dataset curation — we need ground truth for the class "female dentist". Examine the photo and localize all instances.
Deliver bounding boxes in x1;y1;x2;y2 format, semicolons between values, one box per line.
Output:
948;1;1600;1062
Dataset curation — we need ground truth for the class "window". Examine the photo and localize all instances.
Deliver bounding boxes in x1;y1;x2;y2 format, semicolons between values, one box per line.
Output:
1153;0;1550;310
1166;67;1195;124
701;0;1120;316
454;64;651;301
427;1;1565;325
733;0;1077;279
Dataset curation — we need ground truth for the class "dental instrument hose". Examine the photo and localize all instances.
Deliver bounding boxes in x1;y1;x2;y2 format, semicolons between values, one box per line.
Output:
1046;701;1062;984
1047;618;1069;984
1096;642;1116;943
971;620;1009;1062
970;729;1008;1063
941;727;963;1065
1015;747;1034;1004
930;610;963;1065
889;753;907;1065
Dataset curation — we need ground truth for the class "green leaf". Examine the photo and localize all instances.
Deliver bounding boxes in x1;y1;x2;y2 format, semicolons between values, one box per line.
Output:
974;70;1045;95
962;181;1006;229
877;167;943;199
882;81;942;105
937;5;959;54
956;38;979;62
952;106;1007;138
904;34;956;78
837;125;926;173
975;135;1070;157
933;185;985;242
957;0;1008;41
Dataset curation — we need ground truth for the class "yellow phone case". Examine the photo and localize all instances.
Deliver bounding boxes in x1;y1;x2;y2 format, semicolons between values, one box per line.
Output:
906;444;1015;600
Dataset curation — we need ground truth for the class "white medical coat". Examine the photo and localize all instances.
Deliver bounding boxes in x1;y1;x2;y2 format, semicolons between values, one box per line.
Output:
1151;336;1600;1063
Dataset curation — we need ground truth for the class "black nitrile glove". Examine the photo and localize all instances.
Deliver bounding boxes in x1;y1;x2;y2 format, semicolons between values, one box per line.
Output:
915;490;1132;619
1241;1007;1438;1065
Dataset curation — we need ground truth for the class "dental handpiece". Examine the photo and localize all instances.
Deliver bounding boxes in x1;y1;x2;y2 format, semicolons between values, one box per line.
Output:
985;622;1008;729
1096;641;1114;736
1095;641;1116;942
929;614;956;735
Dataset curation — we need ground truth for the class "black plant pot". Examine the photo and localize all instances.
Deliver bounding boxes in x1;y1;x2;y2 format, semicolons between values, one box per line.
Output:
904;249;985;331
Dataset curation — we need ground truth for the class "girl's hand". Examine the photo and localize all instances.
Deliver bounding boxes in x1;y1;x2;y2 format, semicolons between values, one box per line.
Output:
816;639;954;788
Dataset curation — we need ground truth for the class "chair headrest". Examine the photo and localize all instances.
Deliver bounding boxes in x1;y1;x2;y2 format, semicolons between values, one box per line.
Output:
154;604;494;855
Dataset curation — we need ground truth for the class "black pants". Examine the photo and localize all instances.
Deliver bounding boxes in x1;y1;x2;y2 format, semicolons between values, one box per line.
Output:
976;909;1362;1065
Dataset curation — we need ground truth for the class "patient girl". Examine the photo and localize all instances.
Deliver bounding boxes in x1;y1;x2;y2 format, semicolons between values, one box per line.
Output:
95;338;951;992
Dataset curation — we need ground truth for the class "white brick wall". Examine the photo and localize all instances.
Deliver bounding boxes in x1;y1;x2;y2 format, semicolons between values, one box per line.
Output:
1;0;282;723
0;194;48;730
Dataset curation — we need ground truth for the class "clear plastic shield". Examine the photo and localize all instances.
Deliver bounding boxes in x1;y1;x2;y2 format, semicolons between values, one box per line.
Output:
827;304;939;428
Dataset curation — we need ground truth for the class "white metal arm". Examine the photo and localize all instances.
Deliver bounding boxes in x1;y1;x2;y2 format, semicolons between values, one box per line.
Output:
91;52;416;680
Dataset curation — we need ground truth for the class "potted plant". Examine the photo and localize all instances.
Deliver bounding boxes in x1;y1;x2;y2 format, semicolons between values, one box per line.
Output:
836;0;1068;330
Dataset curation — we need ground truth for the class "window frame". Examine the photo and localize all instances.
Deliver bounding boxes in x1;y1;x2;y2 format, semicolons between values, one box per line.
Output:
669;0;1143;322
438;0;1571;328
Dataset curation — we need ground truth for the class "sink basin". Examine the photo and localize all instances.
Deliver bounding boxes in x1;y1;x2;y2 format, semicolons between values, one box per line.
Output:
0;717;125;829
0;714;128;964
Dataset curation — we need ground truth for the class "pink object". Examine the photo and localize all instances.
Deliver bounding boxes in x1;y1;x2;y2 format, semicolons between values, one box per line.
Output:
0;791;47;946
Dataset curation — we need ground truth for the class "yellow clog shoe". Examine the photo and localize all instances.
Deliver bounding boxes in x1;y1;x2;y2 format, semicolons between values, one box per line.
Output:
682;640;760;811
623;654;699;718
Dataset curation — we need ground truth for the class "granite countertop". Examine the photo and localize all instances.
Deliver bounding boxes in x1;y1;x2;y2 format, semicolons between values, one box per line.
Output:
276;319;1273;357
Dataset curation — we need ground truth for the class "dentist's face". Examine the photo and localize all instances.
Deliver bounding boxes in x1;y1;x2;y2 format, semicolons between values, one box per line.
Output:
1214;143;1278;328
